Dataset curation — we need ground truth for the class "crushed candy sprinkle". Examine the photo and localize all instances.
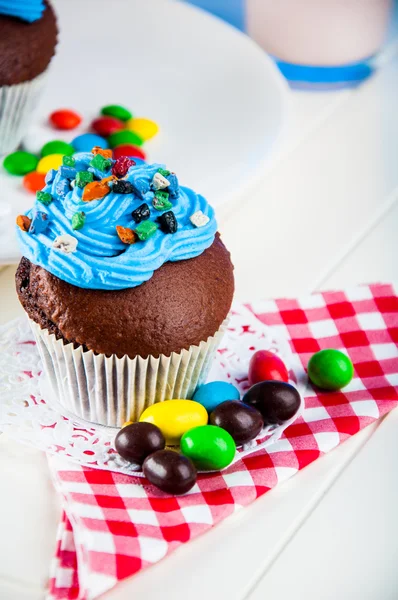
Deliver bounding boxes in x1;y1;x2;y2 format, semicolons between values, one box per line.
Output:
190;210;210;228
90;153;112;172
36;190;52;206
116;225;137;244
131;203;150;223
152;172;170;190
157;210;177;234
71;212;86;230
16;215;32;232
153;190;172;211
29;210;49;234
92;146;113;159
135;220;158;241
76;171;94;188
52;234;78;254
62;155;76;167
82;180;111;202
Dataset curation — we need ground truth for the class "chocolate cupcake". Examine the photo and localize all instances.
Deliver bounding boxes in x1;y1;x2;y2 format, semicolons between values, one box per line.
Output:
16;153;234;426
0;1;58;154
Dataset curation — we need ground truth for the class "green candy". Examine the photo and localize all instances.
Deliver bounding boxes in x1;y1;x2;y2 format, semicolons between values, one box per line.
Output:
41;140;74;157
71;211;86;230
3;151;38;176
63;155;76;167
308;349;354;391
90;153;112;172
108;129;143;148
101;104;132;122
135;220;158;241
180;425;236;470
76;171;93;188
153;191;172;211
36;191;52;206
157;168;170;178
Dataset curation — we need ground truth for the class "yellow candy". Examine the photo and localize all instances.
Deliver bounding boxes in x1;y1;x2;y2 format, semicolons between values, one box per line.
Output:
139;399;208;445
37;153;64;174
126;117;159;141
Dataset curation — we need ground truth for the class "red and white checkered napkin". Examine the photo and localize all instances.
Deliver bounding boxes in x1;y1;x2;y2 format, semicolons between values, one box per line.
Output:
47;283;398;600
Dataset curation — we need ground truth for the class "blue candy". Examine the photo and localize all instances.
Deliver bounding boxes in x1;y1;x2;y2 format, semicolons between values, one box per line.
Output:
167;173;179;198
192;381;240;413
130;177;150;199
59;166;77;180
45;169;57;184
72;133;109;153
29;209;49;234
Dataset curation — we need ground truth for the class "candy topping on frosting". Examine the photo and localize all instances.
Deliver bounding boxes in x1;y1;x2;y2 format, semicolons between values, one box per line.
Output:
16;151;217;290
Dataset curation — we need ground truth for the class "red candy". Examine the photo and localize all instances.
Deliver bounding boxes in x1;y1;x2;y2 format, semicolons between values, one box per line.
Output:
92;116;124;137
112;156;136;178
248;350;289;386
23;171;46;194
113;144;146;161
49;109;82;130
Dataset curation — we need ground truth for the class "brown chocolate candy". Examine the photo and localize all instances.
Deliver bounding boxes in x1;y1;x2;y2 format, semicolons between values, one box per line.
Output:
143;450;197;495
115;422;165;465
243;381;301;425
209;400;263;446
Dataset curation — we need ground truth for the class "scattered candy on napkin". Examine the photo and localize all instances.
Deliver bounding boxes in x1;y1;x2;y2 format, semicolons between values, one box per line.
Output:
46;283;398;600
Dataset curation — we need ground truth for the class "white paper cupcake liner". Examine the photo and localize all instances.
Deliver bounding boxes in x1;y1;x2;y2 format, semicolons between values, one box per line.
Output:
0;71;48;155
29;318;229;427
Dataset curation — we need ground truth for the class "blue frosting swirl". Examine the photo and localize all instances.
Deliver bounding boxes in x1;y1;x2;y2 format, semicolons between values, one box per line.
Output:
16;153;217;290
0;0;45;22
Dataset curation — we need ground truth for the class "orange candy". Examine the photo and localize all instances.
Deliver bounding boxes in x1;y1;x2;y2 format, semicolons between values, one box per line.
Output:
23;171;46;194
116;226;137;244
92;146;113;159
82;180;111;202
16;215;32;232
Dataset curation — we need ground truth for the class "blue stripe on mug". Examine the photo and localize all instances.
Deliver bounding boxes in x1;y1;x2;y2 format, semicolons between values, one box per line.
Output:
275;58;374;87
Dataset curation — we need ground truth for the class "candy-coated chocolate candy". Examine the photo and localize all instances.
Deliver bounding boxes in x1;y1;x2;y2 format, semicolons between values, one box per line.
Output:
36;190;52;206
193;381;240;413
3;151;38;175
126;117;159;141
157;210;177;234
135;220;158;241
113;144;146;161
243;381;301;425
71;211;86;230
143;450;197;495
108;130;144;148
75;171;94;188
248;350;289;386
50;109;82;130
209;401;263;446
16;214;31;232
139;399;208;445
41;140;74;157
112;156;135;178
115;422;165;465
82;180;110;201
72;133;109;153
37;154;64;174
116;225;137;244
23;171;46;194
92;116;124;137
180;425;236;470
131;203;150;223
308;349;354;390
29;210;49;234
89;153;112;172
53;234;78;254
113;180;134;195
92;146;113;159
153;191;172;211
101;104;132;122
190;210;209;228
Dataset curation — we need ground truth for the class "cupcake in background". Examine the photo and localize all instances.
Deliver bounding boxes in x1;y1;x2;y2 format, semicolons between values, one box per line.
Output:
15;153;234;427
0;1;58;154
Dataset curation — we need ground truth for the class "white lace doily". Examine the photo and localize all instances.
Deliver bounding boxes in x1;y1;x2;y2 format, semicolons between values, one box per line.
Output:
0;304;303;476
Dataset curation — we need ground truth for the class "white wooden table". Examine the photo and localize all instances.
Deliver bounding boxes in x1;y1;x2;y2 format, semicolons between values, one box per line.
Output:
1;21;398;600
